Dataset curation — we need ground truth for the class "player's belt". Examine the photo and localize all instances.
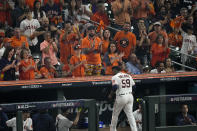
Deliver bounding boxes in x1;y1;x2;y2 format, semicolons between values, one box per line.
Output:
119;92;132;96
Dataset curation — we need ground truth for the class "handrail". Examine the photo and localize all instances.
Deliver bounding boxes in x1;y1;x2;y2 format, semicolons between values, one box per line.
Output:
169;47;197;59
172;60;196;71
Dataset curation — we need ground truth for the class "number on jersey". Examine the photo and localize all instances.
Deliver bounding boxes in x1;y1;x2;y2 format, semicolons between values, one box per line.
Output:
121;79;130;88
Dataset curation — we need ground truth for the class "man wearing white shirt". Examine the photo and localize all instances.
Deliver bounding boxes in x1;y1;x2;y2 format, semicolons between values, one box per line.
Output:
56;108;81;131
180;24;197;65
133;104;142;131
6;111;33;131
20;9;40;54
75;0;92;22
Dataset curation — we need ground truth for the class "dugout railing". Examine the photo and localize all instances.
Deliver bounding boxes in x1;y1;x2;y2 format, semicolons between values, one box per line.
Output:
0;99;99;131
143;94;197;131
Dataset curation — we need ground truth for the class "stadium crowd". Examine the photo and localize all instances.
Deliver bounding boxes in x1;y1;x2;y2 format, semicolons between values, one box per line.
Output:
0;0;197;81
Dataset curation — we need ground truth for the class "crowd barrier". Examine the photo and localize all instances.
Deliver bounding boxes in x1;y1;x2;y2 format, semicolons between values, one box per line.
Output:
0;72;197;103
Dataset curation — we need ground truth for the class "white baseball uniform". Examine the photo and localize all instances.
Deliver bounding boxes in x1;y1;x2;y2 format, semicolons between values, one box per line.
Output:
6;117;33;131
181;31;197;64
110;72;137;131
20;18;40;46
133;109;142;131
56;114;73;131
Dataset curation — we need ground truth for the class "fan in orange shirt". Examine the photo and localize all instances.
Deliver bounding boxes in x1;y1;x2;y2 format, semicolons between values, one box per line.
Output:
111;0;132;26
81;25;102;76
100;29;111;55
10;28;29;49
131;0;155;20
170;8;188;29
19;48;39;80
40;57;57;78
168;28;183;48
59;21;79;64
148;22;168;46
104;41;123;75
90;3;110;27
114;22;136;62
60;52;77;77
170;16;185;29
69;44;87;77
62;57;72;77
151;34;170;67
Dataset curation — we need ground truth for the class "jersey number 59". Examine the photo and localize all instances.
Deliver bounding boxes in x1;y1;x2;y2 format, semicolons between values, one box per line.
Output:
121;79;130;88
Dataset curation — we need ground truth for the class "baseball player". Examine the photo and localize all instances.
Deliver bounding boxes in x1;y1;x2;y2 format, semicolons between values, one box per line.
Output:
108;66;137;131
56;108;81;131
6;111;33;131
133;103;142;131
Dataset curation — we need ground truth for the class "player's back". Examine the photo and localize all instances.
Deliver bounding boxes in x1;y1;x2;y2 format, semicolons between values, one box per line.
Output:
112;72;135;96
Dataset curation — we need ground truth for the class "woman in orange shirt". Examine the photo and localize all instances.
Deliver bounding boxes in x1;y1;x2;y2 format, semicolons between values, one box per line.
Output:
151;34;170;67
100;29;111;55
104;41;124;75
19;48;39;80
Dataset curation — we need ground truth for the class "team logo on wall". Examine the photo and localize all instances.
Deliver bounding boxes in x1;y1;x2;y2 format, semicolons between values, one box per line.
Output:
120;38;129;48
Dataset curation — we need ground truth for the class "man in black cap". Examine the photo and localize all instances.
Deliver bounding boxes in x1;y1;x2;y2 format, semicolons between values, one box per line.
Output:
81;25;102;76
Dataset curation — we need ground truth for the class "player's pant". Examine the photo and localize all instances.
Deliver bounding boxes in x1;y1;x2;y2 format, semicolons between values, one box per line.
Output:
110;94;137;131
181;54;187;65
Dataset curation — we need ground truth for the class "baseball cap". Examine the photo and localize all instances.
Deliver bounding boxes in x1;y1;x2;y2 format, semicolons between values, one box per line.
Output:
87;25;95;30
153;22;161;26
